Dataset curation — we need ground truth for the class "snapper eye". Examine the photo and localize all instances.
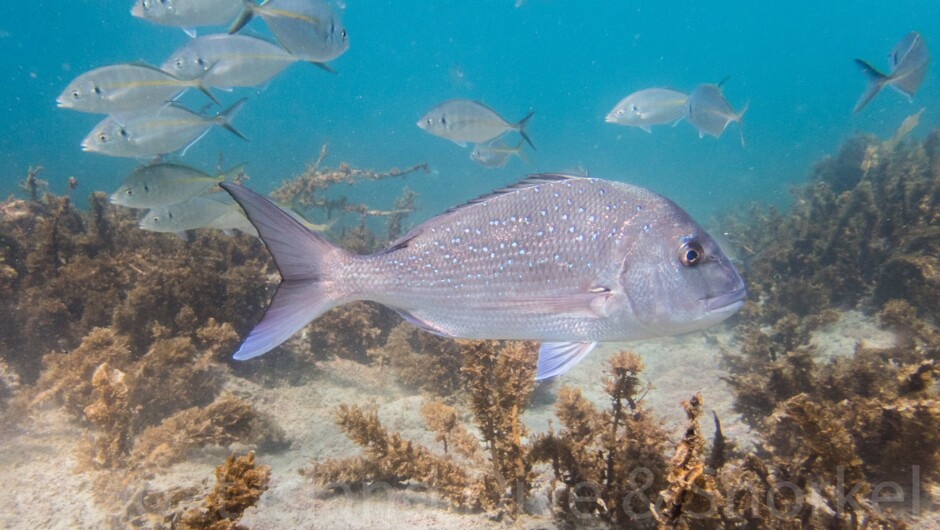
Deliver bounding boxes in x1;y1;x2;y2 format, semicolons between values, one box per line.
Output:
677;241;704;267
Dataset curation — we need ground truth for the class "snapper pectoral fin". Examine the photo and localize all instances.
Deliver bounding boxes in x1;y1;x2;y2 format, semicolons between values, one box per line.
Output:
536;342;598;380
481;289;616;318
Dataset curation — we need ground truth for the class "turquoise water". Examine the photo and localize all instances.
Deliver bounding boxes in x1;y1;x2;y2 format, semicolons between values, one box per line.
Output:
2;1;938;222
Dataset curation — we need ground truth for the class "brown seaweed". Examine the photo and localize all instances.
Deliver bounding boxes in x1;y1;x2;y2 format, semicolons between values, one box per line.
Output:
305;339;538;515
303;403;481;509
268;143;428;221
528;350;670;525
713;129;940;528
83;362;132;468
0;185;270;381
132;394;288;468
368;322;465;396
178;452;270;530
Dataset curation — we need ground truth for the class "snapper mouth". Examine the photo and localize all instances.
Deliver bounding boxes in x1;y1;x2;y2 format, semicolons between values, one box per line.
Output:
703;287;746;312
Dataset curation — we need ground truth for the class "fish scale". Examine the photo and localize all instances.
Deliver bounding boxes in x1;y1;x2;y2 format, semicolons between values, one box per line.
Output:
350;178;657;340
220;174;746;379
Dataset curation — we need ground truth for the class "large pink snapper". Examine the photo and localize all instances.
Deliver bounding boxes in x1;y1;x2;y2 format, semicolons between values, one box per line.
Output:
222;174;745;380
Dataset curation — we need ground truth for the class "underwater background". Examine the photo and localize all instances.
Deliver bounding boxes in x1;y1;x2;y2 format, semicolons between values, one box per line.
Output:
3;1;940;529
2;0;939;220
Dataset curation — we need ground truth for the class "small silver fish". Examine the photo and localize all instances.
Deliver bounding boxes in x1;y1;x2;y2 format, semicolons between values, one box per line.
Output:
219;174;746;381
140;195;257;237
418;99;535;148
229;0;349;65
162;34;298;89
81;99;247;158
110;163;244;208
605;88;689;133
57;63;215;114
854;32;930;113
684;84;747;146
470;139;528;169
132;0;247;33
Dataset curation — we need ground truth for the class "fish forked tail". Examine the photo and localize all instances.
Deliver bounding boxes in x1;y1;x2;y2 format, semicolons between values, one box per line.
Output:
220;182;347;360
853;59;889;113
515;111;536;150
214;98;250;141
183;67;221;106
735;101;749;148
228;0;259;34
216;163;247;184
510;138;531;164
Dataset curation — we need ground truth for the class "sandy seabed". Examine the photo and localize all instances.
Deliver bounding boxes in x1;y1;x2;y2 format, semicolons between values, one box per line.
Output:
1;310;933;529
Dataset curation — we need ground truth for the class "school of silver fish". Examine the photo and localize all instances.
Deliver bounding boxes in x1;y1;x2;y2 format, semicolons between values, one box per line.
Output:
55;6;931;376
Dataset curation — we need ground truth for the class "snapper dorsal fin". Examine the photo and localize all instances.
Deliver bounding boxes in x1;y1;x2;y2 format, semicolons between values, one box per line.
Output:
443;173;583;215
381;174;588;253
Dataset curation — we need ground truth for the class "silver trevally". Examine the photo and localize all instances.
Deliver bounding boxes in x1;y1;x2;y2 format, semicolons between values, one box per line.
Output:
131;0;248;34
81;99;247;158
605;88;689;133
684;84;748;146
161;34;298;89
229;0;349;65
418;99;535;148
110;163;244;208
470;139;528;169
213;191;337;232
854;32;930;113
57;63;216;114
220;174;746;380
140;195;257;238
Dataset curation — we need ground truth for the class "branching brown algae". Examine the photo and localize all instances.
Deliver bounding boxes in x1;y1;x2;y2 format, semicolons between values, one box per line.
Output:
2;128;940;528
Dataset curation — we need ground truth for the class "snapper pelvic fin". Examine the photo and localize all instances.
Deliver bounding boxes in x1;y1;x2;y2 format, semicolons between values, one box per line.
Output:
536;342;598;380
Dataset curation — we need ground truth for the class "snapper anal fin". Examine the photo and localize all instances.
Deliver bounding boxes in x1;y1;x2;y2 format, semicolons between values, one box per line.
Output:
536;342;598;380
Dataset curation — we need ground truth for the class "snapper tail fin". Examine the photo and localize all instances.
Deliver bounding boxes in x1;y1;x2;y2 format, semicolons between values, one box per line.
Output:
515;111;536;150
853;59;888;113
220;182;348;360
